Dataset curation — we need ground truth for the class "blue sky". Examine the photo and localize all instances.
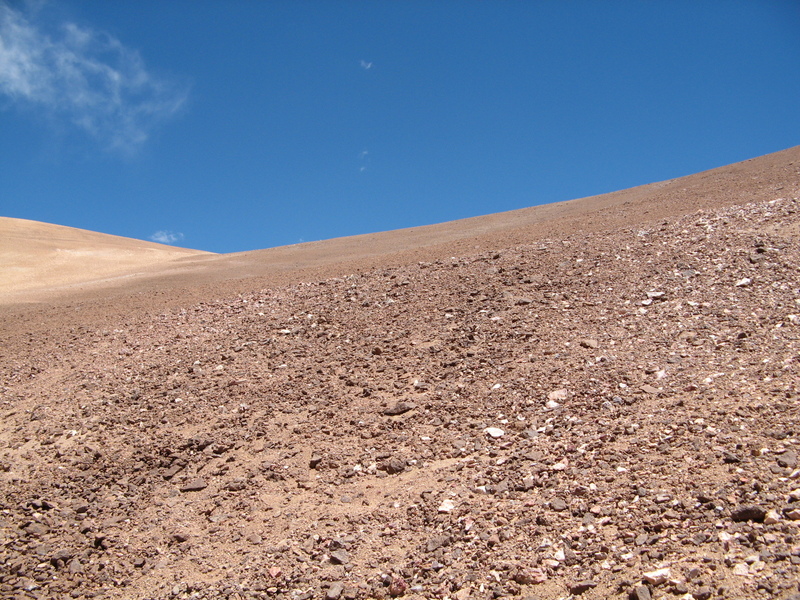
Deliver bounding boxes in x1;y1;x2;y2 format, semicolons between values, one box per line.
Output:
1;0;798;254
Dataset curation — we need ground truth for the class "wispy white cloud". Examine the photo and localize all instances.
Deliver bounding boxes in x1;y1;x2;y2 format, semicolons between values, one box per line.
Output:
359;59;373;70
358;148;369;172
150;230;184;245
0;3;188;152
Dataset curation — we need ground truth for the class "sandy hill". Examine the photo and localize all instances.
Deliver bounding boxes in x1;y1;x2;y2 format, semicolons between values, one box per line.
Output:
0;217;210;304
1;147;799;600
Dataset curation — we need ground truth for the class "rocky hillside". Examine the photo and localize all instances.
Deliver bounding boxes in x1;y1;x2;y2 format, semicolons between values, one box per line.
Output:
1;175;800;599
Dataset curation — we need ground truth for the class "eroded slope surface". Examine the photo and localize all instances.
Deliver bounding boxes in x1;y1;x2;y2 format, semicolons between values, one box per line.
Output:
2;196;800;600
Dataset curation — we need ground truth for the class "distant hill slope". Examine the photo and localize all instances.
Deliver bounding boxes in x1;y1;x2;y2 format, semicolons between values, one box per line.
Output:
0;217;211;303
1;145;798;306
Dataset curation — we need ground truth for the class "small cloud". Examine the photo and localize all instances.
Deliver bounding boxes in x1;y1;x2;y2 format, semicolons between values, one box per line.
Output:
150;230;184;245
358;149;369;173
0;3;188;153
359;59;373;70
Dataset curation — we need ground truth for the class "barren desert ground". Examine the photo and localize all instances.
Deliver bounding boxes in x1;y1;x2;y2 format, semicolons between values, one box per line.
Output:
2;146;800;600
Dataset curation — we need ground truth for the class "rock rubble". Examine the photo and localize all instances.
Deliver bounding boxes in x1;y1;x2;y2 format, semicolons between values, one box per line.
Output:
1;195;800;599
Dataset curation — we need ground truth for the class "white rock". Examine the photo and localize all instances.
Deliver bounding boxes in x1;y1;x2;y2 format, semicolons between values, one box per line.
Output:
545;400;561;409
732;563;750;576
642;568;670;585
541;558;560;568
438;499;455;513
734;277;752;287
764;509;782;525
484;427;504;438
548;389;568;401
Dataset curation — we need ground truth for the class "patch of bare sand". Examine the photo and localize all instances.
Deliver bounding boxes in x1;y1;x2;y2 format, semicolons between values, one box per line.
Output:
0;217;211;304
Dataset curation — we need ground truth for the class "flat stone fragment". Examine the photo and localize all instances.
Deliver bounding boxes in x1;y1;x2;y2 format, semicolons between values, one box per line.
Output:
383;402;415;416
784;508;800;520
569;580;597;595
642;568;670;585
24;522;49;536
180;477;208;492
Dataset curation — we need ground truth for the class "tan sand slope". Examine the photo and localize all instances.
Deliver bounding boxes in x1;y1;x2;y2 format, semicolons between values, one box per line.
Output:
0;217;211;303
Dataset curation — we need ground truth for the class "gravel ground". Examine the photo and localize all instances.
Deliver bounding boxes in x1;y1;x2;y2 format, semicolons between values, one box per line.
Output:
1;160;800;600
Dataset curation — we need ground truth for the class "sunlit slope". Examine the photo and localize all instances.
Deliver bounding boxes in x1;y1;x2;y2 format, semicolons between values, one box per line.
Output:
0;217;211;302
194;144;800;280
2;145;798;305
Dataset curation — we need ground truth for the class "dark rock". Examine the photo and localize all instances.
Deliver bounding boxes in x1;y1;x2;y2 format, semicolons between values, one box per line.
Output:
224;478;247;491
673;582;689;594
51;548;72;562
68;558;83;574
731;505;766;522
629;586;651;600
551;497;567;512
778;450;798;468
693;586;712;600
388;576;408;597
378;457;406;474
426;535;451;553
329;549;350;565
569;581;597;595
563;547;579;566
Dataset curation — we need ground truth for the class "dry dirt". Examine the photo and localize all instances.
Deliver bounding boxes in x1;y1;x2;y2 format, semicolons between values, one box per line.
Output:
1;147;800;600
